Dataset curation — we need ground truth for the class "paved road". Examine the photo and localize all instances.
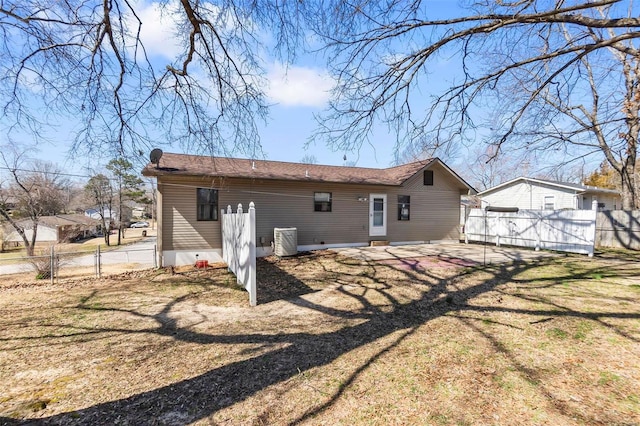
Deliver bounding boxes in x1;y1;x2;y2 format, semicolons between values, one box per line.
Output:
0;237;157;276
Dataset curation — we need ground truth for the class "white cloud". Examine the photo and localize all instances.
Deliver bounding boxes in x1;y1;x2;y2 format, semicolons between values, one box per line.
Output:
266;63;334;108
129;0;183;60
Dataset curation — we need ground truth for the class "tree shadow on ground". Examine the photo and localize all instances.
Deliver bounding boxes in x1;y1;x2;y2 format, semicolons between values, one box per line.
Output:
256;256;316;304
1;253;638;425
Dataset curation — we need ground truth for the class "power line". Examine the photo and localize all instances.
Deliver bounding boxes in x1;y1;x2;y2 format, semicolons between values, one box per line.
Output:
0;166;94;179
0;166;152;182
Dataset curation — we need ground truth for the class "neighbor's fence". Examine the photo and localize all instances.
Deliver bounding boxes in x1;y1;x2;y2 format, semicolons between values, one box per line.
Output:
0;245;157;283
596;210;640;250
465;208;597;255
221;202;257;306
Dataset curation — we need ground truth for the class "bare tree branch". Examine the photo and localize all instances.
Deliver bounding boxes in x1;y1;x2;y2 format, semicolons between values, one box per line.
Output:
308;0;640;207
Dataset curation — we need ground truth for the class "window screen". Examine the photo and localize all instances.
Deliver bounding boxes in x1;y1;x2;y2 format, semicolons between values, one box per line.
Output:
398;195;410;220
197;188;218;221
314;192;332;212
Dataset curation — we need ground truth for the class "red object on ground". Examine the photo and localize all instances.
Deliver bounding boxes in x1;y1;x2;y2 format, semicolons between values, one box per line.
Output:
195;260;209;268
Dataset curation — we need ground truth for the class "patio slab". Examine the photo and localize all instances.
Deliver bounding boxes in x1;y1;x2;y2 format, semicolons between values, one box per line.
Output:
332;241;563;265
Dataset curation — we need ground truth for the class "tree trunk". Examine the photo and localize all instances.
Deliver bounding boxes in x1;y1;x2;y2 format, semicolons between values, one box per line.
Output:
0;208;34;256
619;166;637;210
27;222;38;257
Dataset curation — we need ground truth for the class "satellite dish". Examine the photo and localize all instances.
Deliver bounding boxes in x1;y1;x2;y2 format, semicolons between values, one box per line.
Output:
150;148;163;168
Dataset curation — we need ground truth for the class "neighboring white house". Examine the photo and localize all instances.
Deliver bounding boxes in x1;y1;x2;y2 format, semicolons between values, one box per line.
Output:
131;206;146;219
5;214;100;243
84;208;118;221
477;177;621;211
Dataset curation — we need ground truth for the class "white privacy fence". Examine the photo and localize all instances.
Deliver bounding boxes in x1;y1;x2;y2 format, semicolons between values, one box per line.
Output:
221;203;257;306
464;209;597;255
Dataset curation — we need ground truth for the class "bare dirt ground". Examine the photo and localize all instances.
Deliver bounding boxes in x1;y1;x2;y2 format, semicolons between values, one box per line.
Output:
0;250;639;425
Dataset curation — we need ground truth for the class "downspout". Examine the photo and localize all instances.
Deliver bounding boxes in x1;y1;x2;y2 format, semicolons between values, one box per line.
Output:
156;181;163;268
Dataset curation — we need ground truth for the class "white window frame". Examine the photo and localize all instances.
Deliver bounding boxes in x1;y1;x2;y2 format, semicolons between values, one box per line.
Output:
543;195;555;210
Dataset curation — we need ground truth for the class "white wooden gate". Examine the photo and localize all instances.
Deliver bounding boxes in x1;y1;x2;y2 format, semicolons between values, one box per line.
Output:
221;202;257;306
465;209;596;256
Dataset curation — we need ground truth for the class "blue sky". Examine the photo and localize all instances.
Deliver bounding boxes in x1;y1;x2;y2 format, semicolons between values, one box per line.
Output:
7;0;613;185
26;0;467;176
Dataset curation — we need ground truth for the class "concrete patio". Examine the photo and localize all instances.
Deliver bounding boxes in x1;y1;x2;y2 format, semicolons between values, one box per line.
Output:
332;241;564;265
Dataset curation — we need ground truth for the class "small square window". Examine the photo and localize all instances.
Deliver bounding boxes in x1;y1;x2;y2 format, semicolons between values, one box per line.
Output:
197;188;218;221
314;192;332;212
423;170;434;186
543;195;555;210
398;195;410;220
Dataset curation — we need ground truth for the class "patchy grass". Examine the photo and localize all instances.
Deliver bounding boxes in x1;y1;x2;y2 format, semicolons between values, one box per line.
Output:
0;251;638;425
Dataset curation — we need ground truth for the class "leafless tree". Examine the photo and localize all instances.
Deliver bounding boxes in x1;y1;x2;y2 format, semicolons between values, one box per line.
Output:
0;148;70;256
308;0;640;208
465;145;528;192
0;0;303;162
300;154;318;164
84;173;115;246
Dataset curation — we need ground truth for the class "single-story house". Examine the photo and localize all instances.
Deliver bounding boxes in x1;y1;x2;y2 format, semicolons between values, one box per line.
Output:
0;194;17;217
5;214;100;243
477;177;621;211
84;208;118;222
142;153;477;267
131;206;147;219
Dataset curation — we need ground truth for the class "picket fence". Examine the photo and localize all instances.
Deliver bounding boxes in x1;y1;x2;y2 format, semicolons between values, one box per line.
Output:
465;208;597;256
221;203;257;306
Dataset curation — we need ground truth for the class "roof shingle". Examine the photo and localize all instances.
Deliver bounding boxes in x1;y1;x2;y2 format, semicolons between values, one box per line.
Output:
142;153;435;186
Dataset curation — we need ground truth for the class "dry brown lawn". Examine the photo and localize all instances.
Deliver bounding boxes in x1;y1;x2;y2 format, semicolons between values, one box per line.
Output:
0;250;639;425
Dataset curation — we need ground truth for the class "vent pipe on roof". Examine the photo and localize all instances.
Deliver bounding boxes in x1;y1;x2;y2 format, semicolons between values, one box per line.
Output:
251;161;256;170
305;170;309;178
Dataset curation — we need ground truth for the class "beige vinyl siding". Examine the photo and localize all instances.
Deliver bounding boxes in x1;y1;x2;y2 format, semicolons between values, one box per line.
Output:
395;163;466;241
221;180;374;248
158;165;465;251
159;178;221;251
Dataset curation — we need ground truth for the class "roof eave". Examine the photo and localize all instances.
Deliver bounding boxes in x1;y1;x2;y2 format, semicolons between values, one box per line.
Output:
477;176;618;196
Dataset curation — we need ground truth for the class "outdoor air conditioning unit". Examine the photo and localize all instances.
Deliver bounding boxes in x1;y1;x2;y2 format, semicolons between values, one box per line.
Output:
274;227;298;256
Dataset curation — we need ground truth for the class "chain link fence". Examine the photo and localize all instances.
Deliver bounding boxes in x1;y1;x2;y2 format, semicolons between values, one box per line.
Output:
0;245;157;283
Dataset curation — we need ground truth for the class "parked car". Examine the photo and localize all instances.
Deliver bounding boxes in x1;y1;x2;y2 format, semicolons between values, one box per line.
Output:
130;221;150;228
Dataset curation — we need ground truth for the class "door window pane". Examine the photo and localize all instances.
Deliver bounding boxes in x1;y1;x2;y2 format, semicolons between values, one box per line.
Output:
373;198;384;226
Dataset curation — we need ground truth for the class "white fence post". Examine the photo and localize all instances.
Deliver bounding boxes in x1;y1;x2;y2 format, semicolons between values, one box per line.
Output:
247;202;256;306
221;202;257;306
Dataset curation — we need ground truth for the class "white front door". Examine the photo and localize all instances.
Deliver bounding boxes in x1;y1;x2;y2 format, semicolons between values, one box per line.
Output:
369;194;387;237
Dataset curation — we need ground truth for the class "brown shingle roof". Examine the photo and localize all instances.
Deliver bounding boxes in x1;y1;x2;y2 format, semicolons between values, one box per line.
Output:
142;152;436;186
38;215;99;227
10;214;99;229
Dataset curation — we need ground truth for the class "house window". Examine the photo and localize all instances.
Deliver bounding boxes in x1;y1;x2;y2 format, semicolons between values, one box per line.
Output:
423;170;434;186
314;192;332;212
197;188;218;221
543;195;555;210
398;195;410;220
